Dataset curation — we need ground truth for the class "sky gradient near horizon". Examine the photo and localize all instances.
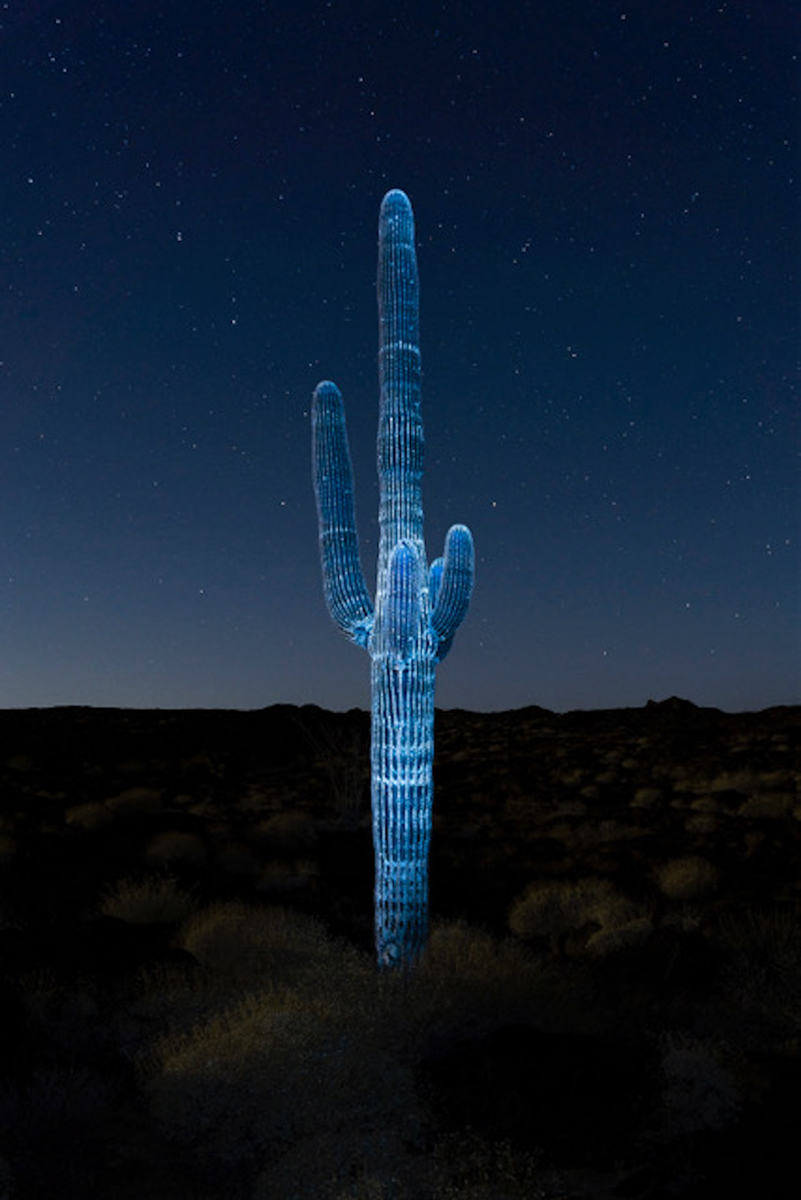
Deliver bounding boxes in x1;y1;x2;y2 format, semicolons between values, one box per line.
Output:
1;0;798;712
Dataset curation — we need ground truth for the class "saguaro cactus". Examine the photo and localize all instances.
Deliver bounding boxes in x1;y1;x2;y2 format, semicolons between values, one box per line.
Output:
312;189;474;967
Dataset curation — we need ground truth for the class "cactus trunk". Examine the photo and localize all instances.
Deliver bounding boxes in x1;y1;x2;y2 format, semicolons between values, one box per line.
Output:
371;657;435;967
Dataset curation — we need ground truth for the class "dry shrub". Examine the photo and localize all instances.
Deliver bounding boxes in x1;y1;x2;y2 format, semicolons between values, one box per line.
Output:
99;875;197;925
103;786;162;815
684;814;717;834
256;857;317;894
703;768;790;796
145;830;207;868
65;802;114;831
712;903;801;1030
577;819;648;845
508;877;647;957
631;786;662;809
384;921;554;1052
255;809;318;852
142;919;555;1194
583;917;653;958
654;856;719;901
178;902;361;993
738;791;795;819
141;979;422;1182
689;794;720;813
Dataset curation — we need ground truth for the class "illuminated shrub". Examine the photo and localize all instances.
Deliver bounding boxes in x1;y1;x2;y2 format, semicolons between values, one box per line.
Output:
140;959;421;1182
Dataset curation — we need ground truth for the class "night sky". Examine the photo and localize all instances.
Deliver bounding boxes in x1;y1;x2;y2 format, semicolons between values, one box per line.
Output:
1;0;797;713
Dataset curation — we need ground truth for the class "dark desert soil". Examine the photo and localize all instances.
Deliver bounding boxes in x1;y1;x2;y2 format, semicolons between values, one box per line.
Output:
0;698;798;1198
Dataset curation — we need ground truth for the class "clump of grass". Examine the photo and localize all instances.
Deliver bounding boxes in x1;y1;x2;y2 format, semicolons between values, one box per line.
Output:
99;875;197;925
508;876;649;957
711;902;801;1033
178;901;358;992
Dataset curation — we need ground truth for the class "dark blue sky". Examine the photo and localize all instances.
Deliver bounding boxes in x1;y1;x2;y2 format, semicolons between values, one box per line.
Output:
0;0;797;711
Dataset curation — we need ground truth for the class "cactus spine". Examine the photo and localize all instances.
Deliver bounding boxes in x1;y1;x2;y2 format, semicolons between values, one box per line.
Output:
312;189;474;967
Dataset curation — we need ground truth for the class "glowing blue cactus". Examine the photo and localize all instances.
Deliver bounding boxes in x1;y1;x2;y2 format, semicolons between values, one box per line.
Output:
312;189;474;967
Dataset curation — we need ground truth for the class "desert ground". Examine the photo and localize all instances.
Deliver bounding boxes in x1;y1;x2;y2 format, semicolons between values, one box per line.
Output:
0;698;798;1198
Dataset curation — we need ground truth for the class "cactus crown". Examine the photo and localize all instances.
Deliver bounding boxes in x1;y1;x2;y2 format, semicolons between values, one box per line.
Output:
312;189;474;666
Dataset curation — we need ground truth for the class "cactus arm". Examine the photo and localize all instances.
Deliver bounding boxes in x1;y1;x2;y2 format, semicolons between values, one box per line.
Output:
428;557;444;615
384;541;421;663
312;380;374;646
431;523;475;658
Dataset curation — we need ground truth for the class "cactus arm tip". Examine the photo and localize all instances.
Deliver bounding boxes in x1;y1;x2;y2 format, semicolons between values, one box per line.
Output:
383;540;422;663
430;523;474;657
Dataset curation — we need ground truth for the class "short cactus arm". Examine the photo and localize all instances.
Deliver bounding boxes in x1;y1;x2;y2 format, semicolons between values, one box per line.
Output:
384;541;422;663
312;380;374;645
431;523;474;660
